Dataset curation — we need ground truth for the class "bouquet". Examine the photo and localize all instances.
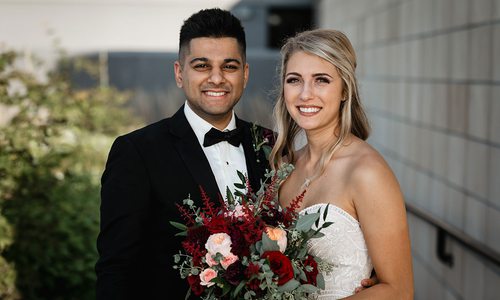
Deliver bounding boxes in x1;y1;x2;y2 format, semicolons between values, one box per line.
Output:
170;164;332;299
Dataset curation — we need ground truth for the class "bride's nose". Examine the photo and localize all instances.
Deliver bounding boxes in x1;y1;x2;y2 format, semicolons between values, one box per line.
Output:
299;82;314;101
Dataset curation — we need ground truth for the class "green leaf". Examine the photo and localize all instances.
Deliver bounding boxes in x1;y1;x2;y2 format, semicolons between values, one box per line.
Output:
174;231;187;237
298;267;307;281
316;273;325;290
184;287;191;300
262;145;272;160
226;186;235;205
169;221;187;231
321;221;334;229
232;280;246;297
255;241;264;255
277;279;300;292
298;246;308;259
262;232;280;252
237;170;246;183
299;284;319;293
295;213;320;232
221;280;231;296
234;183;246;189
322;204;329;220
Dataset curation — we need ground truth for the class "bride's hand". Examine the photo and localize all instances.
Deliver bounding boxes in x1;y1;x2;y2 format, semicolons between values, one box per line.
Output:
354;273;379;293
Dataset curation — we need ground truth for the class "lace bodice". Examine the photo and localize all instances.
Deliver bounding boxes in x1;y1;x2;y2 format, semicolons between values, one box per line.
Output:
300;203;373;299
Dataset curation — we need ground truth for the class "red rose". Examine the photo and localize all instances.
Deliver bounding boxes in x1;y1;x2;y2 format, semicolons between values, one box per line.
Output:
262;251;294;286
303;255;319;286
187;275;204;296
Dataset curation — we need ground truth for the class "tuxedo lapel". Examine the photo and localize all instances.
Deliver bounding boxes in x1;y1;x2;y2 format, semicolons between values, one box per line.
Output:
237;118;266;192
169;106;220;202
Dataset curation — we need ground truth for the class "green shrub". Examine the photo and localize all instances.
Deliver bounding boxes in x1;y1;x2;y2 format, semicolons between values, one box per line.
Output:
0;49;141;299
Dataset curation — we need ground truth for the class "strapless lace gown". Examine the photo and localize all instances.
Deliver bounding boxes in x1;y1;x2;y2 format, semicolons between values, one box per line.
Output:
300;203;373;299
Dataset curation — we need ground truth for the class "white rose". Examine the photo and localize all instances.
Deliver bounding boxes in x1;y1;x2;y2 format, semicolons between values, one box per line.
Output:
205;233;232;257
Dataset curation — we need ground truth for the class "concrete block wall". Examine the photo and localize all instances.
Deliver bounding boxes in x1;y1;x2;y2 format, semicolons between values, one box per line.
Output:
318;0;500;298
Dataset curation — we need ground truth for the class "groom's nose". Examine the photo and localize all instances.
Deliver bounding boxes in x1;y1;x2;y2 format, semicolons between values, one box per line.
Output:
208;68;226;85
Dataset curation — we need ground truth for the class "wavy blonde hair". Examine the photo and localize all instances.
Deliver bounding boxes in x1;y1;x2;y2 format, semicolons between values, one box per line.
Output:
269;29;370;180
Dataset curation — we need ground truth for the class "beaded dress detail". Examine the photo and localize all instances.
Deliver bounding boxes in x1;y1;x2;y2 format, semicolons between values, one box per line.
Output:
300;203;373;299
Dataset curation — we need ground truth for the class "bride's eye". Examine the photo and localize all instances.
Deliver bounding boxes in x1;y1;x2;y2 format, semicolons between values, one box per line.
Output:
286;77;300;84
316;77;330;84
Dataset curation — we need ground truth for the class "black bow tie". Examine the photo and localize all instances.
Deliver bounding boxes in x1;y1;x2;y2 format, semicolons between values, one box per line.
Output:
203;127;243;147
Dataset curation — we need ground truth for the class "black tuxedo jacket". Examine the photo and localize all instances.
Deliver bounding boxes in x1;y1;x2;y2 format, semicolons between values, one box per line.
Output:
96;106;270;300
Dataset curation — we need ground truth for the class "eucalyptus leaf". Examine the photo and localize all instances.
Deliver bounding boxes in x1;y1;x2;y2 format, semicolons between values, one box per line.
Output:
299;284;319;293
316;273;325;290
298;246;308;259
262;233;280;252
255;241;263;255
295;213;320;232
277;279;300;292
298;268;307;281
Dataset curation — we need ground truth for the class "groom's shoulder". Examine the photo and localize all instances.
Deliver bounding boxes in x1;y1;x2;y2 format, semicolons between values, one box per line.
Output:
122;118;172;143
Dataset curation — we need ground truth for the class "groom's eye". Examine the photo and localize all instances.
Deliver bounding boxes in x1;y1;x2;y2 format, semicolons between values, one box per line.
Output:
223;64;239;72
193;63;209;70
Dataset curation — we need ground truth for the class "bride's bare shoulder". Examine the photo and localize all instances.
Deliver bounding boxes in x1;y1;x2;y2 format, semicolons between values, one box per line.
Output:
344;138;400;195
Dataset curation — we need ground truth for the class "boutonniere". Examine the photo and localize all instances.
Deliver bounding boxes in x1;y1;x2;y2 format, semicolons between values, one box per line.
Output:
250;123;275;163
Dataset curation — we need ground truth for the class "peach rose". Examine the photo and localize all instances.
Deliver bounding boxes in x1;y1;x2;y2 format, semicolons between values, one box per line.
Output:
205;233;232;257
220;253;239;269
265;227;287;253
199;268;217;287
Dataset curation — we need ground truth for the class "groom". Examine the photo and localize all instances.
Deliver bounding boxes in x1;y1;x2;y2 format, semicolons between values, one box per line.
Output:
95;8;271;300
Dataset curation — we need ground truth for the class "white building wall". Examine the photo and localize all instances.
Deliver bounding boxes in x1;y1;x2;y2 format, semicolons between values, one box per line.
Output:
0;0;239;54
318;0;500;299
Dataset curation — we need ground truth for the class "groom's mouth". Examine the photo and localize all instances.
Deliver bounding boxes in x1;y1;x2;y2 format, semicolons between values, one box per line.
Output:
203;90;229;98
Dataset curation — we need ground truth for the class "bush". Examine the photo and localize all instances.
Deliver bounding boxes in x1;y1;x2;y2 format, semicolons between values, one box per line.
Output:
0;49;141;299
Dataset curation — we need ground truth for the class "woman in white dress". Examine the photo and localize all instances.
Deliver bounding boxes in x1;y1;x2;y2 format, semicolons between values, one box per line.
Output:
270;29;414;299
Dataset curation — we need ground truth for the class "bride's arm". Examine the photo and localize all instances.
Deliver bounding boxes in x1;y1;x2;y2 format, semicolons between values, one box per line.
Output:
345;152;414;299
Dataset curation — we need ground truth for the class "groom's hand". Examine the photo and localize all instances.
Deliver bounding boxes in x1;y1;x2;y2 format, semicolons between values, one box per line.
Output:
354;275;379;293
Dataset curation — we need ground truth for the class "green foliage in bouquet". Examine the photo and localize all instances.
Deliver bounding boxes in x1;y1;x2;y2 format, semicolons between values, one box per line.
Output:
0;48;140;299
171;164;334;300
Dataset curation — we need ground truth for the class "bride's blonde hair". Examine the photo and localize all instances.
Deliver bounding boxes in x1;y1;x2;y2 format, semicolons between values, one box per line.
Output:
269;29;370;180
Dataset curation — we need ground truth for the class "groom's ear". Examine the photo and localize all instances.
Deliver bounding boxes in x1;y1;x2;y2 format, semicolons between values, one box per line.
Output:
243;62;249;89
174;61;183;88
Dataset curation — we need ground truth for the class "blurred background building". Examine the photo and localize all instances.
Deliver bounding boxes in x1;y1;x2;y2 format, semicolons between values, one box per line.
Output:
1;0;499;299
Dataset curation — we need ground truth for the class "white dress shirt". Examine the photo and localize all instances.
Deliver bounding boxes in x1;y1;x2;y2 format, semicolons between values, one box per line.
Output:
184;102;248;197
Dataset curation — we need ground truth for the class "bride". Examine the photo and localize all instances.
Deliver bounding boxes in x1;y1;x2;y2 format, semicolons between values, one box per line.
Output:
269;29;414;299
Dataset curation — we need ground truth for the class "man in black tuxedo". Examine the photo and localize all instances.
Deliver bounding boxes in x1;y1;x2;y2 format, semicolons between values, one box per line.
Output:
95;8;271;299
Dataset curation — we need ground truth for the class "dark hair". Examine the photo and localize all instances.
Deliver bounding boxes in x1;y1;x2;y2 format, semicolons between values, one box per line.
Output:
179;8;246;62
